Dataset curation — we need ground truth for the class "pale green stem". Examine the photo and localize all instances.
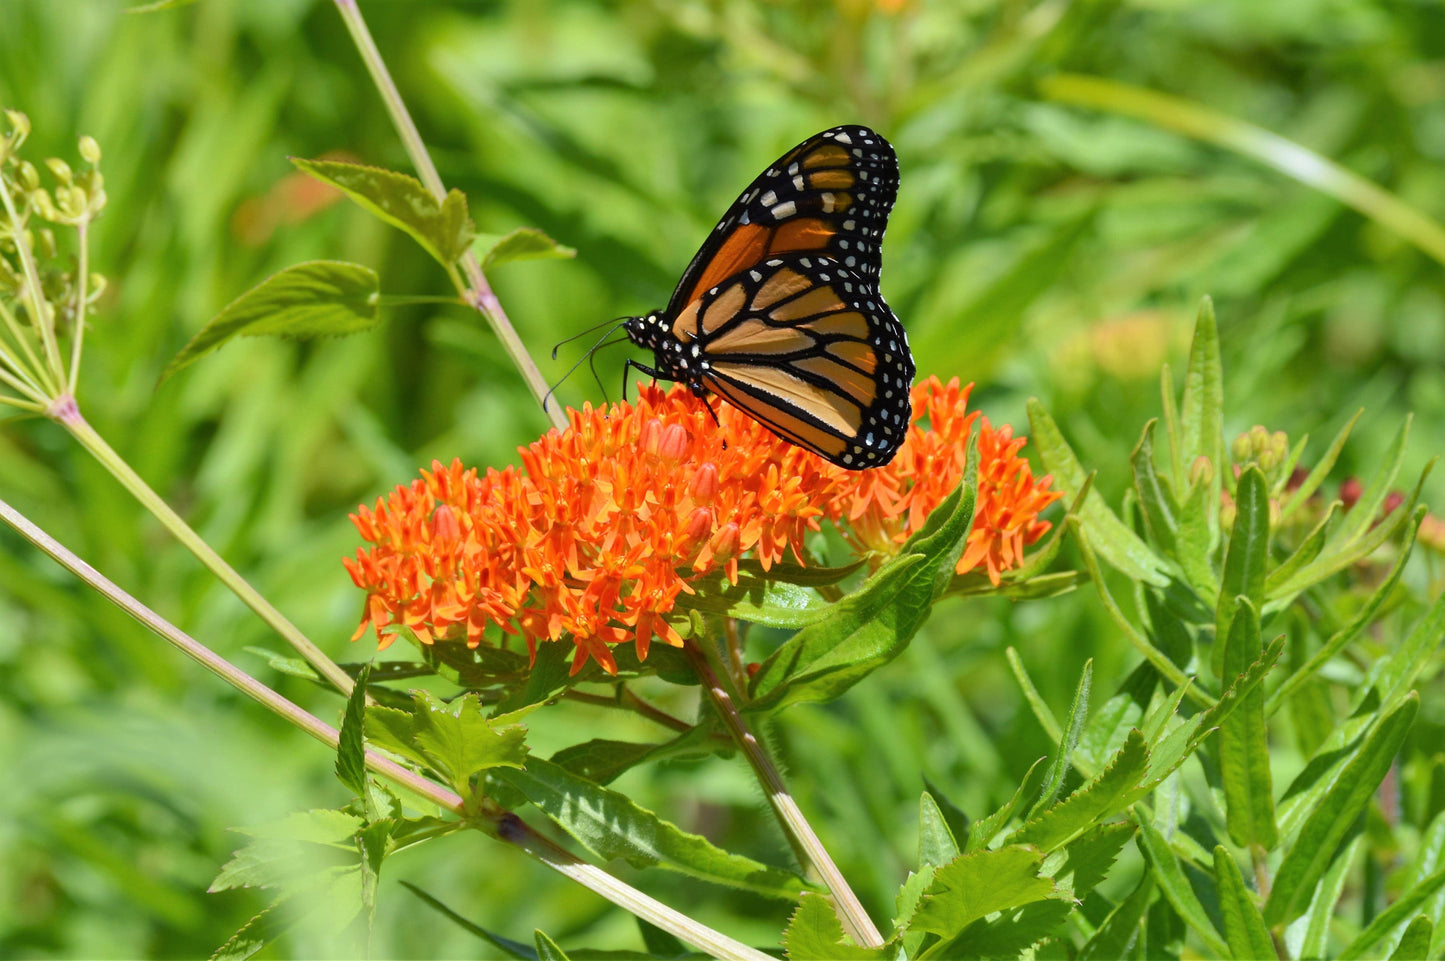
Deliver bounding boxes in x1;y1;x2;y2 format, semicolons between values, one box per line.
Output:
0;196;59;396
1040;74;1445;268
683;639;885;949
0;173;63;389
49;399;357;697
66;219;88;395
0;496;772;961
330;0;566;431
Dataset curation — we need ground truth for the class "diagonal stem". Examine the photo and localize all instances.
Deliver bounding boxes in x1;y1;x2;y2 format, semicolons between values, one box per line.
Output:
683;638;884;948
330;0;565;430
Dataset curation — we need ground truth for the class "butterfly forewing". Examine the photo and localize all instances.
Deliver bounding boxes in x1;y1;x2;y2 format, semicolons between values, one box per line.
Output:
621;125;914;469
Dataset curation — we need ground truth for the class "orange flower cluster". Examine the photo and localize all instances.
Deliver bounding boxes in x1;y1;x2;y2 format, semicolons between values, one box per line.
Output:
345;377;1061;674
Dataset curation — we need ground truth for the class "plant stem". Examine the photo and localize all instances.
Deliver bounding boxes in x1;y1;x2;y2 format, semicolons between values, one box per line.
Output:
50;399;357;697
0;495;774;961
0;180;60;396
330;0;565;431
66;219;88;395
683;638;885;948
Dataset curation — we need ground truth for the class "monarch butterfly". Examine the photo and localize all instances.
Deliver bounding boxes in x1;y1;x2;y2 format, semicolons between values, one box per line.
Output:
622;125;914;470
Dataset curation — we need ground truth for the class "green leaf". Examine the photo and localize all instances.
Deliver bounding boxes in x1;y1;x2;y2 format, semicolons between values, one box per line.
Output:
1043;821;1136;902
1179;297;1224;490
1013;730;1149;852
1339;870;1445;960
1265;693;1419;926
1218;598;1277;850
1279;410;1361;520
747;460;978;715
1290;835;1362;961
1077;661;1156;778
163;261;379;380
919;792;962;868
1160;364;1186;494
364;692;528;795
1030;659;1094;816
1213;466;1270;679
1333;415;1410;548
335;663;370;796
1385;916;1434;961
1131;420;1181;558
400;882;536;959
1138;635;1283;797
965;758;1047;854
678;574;834;629
1007;646;1062;743
474;227;576;269
495;758;808;899
292;158;476;267
1078;867;1153;961
928;901;1073;960
1135;817;1230;959
533;930;571;961
910;846;1056;936
785;892;891;960
1215;846;1276;960
1027;399;1168;586
1264;501;1339;595
127;0;199;11
548;726;723;786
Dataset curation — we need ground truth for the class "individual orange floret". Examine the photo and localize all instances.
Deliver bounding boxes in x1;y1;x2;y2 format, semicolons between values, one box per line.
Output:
345;378;1061;675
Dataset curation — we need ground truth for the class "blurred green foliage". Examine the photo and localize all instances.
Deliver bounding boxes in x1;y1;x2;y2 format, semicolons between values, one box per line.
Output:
1;0;1443;957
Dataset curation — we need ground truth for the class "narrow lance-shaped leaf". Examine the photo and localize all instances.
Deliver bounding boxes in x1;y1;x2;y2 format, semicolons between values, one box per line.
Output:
163;261;379;381
1218;598;1277;851
1030;659;1093;816
965;758;1046;854
1215;846;1277;960
1013;730;1149;852
1291;835;1363;961
919;792;962;868
291;158;476;268
1280;410;1361;519
1179;296;1224;537
335;662;371;797
1078;867;1153;961
1332;415;1410;548
1339;870;1445;961
1213;466;1270;679
1385;916;1434;961
1265;693;1419;927
1134;816;1230;959
495;758;808;899
1027;398;1168;585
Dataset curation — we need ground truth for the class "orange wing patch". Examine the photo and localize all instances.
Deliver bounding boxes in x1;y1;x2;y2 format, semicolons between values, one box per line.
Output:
705;319;818;356
686;223;770;305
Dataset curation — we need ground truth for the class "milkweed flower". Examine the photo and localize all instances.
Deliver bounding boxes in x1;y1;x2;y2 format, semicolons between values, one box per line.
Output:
344;377;1061;675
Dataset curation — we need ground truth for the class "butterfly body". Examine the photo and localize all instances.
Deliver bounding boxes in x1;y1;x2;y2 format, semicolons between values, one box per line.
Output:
624;125;914;469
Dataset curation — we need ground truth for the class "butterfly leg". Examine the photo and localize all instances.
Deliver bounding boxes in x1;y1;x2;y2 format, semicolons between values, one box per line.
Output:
621;358;665;402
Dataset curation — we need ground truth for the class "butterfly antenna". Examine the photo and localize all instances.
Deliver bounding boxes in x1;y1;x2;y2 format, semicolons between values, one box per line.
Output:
550;315;630;360
543;318;630;413
586;335;631;400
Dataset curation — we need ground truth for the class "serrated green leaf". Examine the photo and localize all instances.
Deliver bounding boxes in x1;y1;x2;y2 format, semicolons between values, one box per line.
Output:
1134;817;1230;959
401;882;536;959
1265;694;1419;927
496;758;808;899
335;663;370;796
163;261;379;380
1215;846;1275;960
533;930;571;961
920;792;962;868
785;892;891;960
895;867;937;958
292;158;475;267
1043;821;1136;902
1218;598;1277;850
1288;835;1362;961
911;846;1056;936
1077;661;1156;778
1280;410;1361;520
1078;867;1153;961
1385;916;1434;961
474;227;576;269
1339;870;1445;960
1031;659;1093;816
1013;731;1149;852
746;458;978;714
965;758;1047;854
1027;399;1168;586
929;901;1074;960
1213;467;1270;679
363;692;528;795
